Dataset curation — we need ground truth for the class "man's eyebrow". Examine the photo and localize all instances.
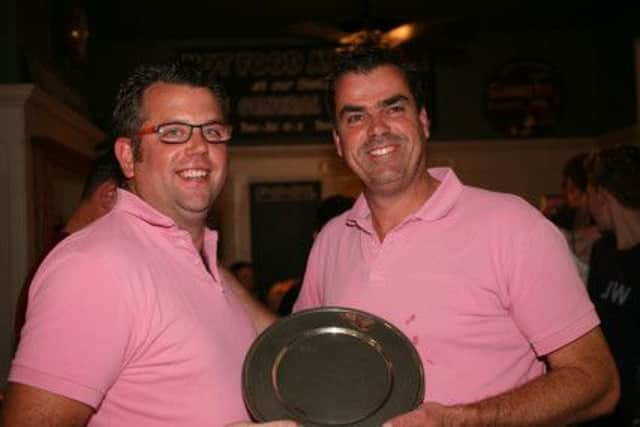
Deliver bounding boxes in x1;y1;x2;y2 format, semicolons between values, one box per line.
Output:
338;104;366;120
337;94;410;120
378;94;410;108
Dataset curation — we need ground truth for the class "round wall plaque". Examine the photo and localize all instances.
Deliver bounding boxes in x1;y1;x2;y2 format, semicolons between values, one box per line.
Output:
485;60;564;138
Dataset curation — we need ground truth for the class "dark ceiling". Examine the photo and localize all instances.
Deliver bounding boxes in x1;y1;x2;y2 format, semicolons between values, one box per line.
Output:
84;1;639;44
37;0;638;137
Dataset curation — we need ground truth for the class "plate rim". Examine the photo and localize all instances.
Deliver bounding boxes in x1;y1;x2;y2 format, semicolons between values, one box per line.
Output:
242;306;425;426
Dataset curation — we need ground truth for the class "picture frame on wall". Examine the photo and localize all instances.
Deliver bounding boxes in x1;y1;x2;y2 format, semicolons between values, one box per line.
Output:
484;59;565;138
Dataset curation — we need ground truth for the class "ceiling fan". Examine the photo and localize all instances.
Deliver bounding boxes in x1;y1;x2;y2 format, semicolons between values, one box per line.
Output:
287;0;432;51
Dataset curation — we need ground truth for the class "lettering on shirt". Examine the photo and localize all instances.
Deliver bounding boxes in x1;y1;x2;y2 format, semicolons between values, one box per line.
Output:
599;280;632;306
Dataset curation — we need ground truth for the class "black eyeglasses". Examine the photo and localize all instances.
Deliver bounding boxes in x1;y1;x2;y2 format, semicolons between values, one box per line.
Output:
137;121;232;144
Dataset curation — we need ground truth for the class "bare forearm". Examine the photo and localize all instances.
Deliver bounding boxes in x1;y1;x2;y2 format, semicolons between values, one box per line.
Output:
242;298;278;334
446;365;617;426
387;328;619;427
221;267;277;334
2;383;93;427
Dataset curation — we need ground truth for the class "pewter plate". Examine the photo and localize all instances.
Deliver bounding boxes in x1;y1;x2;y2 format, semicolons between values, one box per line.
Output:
242;307;424;426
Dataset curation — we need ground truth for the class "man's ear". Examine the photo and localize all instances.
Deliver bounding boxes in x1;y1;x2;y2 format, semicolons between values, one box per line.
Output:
115;137;135;179
591;185;607;204
332;129;343;158
419;107;430;140
600;188;619;210
96;181;118;211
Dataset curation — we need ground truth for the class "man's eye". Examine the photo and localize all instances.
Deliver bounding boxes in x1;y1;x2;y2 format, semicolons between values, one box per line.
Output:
387;104;405;114
162;126;186;137
346;114;364;125
203;126;222;139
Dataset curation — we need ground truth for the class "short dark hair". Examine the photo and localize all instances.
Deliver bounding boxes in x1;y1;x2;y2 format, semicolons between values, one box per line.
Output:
562;152;589;192
326;46;426;124
586;144;640;208
80;146;124;200
112;60;230;158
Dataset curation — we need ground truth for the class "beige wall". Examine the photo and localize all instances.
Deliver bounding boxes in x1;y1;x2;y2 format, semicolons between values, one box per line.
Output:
219;136;606;266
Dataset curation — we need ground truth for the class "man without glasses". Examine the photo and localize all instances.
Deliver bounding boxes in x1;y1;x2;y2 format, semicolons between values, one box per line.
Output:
294;47;620;426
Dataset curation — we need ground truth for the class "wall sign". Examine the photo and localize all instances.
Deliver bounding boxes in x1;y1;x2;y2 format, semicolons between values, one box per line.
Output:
179;48;335;141
485;59;564;138
179;47;432;143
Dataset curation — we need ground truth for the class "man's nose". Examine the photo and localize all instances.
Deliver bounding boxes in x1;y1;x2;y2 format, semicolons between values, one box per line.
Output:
185;128;209;153
366;112;390;137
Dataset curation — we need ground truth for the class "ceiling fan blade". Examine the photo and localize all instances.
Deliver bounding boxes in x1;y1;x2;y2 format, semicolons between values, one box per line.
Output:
381;22;431;48
287;21;349;43
338;28;383;46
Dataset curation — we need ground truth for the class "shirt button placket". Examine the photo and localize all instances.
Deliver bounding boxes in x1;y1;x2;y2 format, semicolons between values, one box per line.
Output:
368;236;387;287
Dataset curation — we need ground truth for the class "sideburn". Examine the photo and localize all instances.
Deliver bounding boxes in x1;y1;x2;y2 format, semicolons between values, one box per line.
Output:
131;136;144;163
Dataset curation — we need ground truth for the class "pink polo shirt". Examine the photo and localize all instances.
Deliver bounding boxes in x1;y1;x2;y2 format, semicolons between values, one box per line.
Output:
295;168;599;405
11;190;256;426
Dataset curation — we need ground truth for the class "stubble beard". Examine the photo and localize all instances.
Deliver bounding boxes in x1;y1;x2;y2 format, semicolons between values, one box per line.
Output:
361;128;429;199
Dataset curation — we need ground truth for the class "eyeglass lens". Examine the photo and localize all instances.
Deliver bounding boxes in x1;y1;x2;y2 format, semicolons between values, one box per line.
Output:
158;123;230;143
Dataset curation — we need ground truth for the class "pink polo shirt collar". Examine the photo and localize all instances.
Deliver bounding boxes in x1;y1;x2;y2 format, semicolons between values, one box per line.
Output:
115;189;220;282
346;167;463;233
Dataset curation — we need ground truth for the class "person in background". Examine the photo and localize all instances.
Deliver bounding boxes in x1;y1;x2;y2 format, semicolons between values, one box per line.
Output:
2;60;291;427
541;153;601;282
230;260;257;295
555;153;601;277
547;153;590;230
60;146;123;236
583;144;640;427
13;146;123;346
266;277;300;314
273;194;355;316
294;46;619;426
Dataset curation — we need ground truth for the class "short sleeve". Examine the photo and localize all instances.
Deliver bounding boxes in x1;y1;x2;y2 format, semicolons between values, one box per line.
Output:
505;216;599;356
10;248;135;408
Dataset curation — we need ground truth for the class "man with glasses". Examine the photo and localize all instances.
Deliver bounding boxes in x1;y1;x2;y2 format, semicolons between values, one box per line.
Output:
3;61;291;427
